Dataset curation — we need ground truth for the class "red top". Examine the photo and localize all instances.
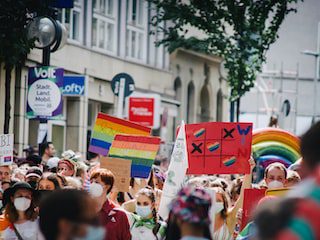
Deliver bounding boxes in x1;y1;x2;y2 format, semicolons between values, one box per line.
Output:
99;200;131;240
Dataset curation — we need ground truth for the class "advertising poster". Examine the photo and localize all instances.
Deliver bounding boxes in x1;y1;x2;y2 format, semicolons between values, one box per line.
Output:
27;66;64;119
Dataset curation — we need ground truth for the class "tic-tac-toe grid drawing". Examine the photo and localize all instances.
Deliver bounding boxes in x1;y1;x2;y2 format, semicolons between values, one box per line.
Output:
185;122;253;175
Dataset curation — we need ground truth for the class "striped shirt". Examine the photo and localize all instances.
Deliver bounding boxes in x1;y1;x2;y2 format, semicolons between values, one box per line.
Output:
275;167;320;240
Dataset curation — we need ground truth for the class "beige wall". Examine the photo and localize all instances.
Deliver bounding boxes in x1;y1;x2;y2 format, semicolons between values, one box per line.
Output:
0;44;230;156
170;49;229;125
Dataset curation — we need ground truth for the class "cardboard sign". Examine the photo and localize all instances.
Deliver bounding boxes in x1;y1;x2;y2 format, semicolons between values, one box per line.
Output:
0;134;14;166
158;121;188;220
241;189;266;230
108;134;161;178
88;113;151;156
185;122;253;174
27;67;64;119
100;157;132;192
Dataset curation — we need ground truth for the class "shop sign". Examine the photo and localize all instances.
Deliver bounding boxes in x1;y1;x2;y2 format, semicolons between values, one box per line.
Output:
63;75;85;96
128;94;161;129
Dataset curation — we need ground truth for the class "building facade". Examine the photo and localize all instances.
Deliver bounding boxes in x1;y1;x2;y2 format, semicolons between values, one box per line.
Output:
0;0;229;157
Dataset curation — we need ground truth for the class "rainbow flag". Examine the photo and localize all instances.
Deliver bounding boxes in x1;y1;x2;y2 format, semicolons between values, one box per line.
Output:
108;134;161;178
88;113;151;156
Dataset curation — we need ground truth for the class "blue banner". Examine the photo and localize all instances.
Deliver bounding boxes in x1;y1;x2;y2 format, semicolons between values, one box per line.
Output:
63;75;86;96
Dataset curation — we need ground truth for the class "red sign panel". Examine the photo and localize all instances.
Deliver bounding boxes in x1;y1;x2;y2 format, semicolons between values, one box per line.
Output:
185;122;253;174
129;97;154;127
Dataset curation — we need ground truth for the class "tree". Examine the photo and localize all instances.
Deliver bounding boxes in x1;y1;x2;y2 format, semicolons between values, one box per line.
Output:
0;1;47;133
149;0;302;121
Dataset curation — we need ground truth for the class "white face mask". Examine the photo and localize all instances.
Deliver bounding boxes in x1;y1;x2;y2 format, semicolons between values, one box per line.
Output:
267;180;284;189
214;202;224;214
89;183;104;198
135;205;152;218
14;197;31;211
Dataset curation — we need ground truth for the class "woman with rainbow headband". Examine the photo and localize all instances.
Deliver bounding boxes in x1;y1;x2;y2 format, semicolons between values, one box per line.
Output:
129;187;166;240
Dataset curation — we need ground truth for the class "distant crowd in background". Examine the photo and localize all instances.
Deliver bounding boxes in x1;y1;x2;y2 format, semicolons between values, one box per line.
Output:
0;122;319;240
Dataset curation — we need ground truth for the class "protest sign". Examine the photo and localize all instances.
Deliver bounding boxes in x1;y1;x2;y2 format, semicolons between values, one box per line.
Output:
27;67;64;119
266;188;290;197
108;134;161;178
100;157;132;192
158;121;188;220
185;122;253;174
241;188;266;230
0;134;14;166
88;113;151;156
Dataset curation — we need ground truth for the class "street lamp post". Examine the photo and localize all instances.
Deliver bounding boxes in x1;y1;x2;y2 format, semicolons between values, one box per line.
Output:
301;50;319;124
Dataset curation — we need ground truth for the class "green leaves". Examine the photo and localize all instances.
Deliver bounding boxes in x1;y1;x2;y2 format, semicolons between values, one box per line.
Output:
0;0;46;70
149;0;302;100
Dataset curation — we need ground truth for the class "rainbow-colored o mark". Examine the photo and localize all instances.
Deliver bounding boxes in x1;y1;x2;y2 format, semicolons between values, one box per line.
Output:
223;157;236;167
194;128;205;138
207;142;220;152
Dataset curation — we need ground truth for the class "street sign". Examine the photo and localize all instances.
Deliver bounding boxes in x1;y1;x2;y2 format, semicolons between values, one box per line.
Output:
128;93;161;129
27;66;64;119
0;134;14;166
63;75;86;96
111;73;135;97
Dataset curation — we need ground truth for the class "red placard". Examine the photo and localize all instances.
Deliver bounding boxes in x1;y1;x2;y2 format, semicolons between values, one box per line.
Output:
129;97;154;127
241;189;266;230
185;122;253;174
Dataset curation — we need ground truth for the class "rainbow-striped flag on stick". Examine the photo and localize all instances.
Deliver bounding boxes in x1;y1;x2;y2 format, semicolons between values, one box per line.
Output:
88;113;151;156
108;134;161;178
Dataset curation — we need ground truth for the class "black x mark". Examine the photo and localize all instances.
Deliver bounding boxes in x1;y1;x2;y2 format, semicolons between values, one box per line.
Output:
191;142;203;154
223;128;235;139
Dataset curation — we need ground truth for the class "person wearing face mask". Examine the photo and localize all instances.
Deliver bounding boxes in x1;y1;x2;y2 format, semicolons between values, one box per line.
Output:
210;158;256;240
129;187;166;240
264;162;287;189
166;185;212;240
39;189;105;240
2;182;42;240
89;169;131;240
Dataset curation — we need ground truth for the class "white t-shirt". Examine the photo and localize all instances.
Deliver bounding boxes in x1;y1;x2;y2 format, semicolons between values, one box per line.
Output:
3;219;44;240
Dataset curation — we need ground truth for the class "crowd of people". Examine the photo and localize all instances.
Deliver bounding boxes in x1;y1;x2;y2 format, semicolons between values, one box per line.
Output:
0;121;319;240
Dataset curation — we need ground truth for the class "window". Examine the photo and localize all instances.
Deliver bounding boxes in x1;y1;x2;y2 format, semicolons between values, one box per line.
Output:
187;82;195;123
200;85;211;122
92;0;117;53
126;0;147;61
217;89;223;121
60;0;83;43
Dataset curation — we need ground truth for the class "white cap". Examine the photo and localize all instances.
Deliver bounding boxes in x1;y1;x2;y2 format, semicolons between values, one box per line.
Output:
47;157;60;170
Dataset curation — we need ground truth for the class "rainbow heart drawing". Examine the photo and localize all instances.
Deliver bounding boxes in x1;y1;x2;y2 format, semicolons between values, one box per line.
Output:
194;128;205;138
207;142;220;152
223;157;236;167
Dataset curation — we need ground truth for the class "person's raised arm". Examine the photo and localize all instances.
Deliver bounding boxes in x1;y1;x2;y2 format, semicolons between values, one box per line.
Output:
227;157;255;232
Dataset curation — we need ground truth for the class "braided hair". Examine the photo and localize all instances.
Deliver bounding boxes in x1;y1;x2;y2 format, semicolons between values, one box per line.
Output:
136;187;160;239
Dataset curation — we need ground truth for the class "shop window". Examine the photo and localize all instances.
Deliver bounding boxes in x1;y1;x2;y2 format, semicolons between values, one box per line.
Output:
92;0;117;53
